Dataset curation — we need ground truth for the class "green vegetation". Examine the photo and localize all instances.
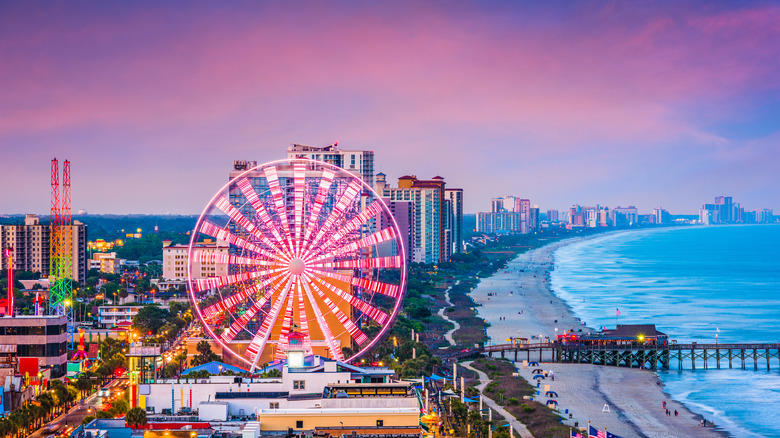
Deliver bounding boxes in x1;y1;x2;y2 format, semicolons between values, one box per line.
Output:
126;407;148;428
472;357;571;438
190;340;220;366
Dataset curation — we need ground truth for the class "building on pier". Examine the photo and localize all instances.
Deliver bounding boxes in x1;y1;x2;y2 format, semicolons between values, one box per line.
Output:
558;324;668;347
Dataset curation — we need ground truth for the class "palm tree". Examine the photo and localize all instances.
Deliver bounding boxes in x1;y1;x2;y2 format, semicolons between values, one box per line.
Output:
38;391;55;420
125;407;147;429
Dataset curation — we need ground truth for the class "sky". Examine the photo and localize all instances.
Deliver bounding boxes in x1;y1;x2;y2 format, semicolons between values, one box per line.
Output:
1;1;779;215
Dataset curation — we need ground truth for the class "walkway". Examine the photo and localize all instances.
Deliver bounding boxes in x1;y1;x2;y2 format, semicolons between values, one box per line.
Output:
462;361;534;438
438;281;460;348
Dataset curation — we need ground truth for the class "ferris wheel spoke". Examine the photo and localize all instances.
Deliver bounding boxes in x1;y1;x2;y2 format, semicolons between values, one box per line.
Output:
309;267;401;300
304;200;383;260
292;164;306;256
262;166;296;254
214;196;294;261
310;255;403;270
303;272;368;345
295;278;313;353
191;249;282;268
199;220;289;264
201;271;286;323
302;179;362;256
307;227;398;265
301;276;345;361
247;277;295;370
273;287;297;362
192;267;287;293
220;272;291;343
235;177;290;252
301;168;335;252
309;274;390;324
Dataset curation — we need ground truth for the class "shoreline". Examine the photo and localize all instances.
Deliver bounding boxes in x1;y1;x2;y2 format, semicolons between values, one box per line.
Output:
469;231;725;438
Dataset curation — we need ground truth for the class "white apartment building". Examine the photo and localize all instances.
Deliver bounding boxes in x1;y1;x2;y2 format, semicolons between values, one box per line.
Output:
162;239;228;281
97;305;146;328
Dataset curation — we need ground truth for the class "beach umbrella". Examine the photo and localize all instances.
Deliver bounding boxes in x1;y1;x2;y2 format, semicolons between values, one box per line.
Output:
533;374;545;379
545;391;559;397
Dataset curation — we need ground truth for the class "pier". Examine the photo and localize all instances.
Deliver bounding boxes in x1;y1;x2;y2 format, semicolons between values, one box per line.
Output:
468;342;780;371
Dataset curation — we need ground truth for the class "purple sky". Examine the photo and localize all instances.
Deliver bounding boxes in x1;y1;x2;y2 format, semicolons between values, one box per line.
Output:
1;1;779;215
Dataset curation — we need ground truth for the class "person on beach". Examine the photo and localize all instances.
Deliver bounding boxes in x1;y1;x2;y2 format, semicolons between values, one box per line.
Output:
674;410;678;416
662;401;666;409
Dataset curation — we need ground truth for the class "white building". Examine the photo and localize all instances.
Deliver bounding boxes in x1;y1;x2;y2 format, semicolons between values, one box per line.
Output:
162;239;228;281
97;305;146;328
90;252;121;274
139;358;416;433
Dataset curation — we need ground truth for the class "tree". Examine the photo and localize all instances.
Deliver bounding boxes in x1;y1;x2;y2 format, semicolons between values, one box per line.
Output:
132;306;170;334
191;340;219;366
76;375;92;397
113;398;129;415
126;407;147;428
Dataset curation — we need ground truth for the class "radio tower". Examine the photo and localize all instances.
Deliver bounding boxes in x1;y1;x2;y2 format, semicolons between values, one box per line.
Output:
50;158;74;351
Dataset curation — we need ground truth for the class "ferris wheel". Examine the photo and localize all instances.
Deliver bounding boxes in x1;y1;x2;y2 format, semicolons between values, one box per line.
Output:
187;158;407;371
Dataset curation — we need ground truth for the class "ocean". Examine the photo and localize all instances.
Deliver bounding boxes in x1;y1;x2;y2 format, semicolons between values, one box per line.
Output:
550;225;780;437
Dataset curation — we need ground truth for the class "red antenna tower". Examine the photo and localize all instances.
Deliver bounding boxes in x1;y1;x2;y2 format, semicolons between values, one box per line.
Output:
50;158;60;279
4;247;12;316
62;160;72;277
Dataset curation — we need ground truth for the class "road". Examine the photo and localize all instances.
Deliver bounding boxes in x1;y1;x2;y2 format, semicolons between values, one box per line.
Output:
29;378;124;438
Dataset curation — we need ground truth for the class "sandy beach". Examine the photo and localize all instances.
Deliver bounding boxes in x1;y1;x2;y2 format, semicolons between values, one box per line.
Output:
469;235;724;438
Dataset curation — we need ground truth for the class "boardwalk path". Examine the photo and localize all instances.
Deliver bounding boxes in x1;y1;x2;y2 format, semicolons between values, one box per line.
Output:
438;281;460;348
462;361;534;438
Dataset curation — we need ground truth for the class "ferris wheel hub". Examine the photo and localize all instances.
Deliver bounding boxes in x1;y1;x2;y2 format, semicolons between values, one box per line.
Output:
288;258;306;276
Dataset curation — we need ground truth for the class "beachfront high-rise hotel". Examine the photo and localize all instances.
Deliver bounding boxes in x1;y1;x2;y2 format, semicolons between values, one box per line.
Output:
287;143;375;187
379;175;463;264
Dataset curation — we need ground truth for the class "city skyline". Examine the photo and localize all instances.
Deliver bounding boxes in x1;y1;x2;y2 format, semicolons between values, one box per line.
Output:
1;1;779;215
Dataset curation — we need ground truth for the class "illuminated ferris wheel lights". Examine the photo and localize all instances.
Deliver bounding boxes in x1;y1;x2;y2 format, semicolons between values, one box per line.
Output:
188;159;406;368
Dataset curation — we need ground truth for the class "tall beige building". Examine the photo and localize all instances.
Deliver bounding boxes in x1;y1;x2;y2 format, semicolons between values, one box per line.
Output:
0;214;87;282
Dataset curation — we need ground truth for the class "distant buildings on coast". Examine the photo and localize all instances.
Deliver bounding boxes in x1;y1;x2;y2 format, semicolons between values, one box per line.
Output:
698;196;775;225
478;200;672;233
476;193;777;235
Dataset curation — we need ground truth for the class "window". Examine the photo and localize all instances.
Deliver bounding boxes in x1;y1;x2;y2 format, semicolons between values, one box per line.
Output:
269;402;279;409
293;380;305;390
296;420;303;428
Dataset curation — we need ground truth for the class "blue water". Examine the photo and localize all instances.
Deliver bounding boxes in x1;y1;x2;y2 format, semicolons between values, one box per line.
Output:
550;225;780;437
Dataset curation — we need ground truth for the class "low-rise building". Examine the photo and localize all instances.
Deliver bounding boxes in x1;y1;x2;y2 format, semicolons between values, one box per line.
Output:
97;305;146;328
0;315;68;377
138;357;417;435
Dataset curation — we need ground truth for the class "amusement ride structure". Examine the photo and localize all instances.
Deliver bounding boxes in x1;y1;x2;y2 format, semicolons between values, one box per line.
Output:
187;159;407;371
50;158;75;350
